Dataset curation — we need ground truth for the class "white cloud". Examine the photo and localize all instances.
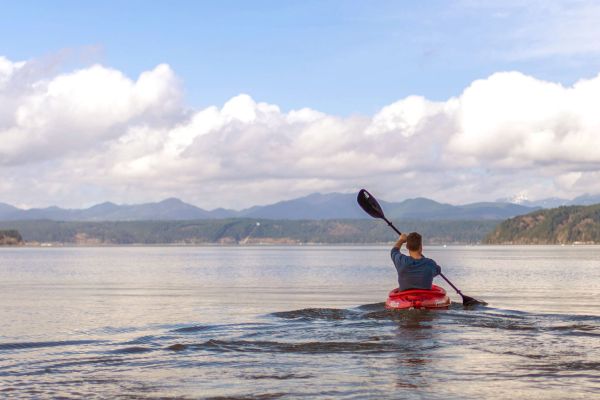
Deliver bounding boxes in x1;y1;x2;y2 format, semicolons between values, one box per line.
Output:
448;71;600;167
0;56;26;86
0;61;181;165
366;95;453;138
1;55;600;209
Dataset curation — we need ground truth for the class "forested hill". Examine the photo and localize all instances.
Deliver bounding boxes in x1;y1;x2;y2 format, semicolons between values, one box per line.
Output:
0;219;498;245
484;204;600;244
0;230;23;245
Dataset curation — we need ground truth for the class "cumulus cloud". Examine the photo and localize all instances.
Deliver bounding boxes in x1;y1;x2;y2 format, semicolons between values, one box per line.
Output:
1;55;600;209
0;59;182;165
448;71;600;167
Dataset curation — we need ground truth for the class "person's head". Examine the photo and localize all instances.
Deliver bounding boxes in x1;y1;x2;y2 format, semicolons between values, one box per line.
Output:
406;232;422;253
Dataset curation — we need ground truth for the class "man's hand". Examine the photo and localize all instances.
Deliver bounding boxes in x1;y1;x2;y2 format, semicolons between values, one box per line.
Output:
394;233;408;249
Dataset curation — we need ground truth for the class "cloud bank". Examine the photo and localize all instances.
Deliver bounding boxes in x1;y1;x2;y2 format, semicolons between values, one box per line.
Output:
1;55;600;209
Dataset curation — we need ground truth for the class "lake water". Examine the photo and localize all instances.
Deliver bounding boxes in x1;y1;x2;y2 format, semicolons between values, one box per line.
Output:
1;245;599;399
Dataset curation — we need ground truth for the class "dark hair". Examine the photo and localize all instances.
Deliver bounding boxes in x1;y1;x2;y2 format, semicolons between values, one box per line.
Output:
406;232;422;251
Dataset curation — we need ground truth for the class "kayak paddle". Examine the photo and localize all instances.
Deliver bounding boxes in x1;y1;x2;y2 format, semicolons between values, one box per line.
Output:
357;188;487;307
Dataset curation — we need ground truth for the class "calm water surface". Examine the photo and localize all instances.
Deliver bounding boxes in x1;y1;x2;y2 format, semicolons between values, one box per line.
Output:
1;245;599;399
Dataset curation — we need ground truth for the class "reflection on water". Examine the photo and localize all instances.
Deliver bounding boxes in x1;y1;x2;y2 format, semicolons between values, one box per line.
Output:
0;245;599;399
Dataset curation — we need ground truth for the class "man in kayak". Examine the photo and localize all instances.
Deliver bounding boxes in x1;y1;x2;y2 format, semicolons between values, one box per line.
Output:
391;232;441;291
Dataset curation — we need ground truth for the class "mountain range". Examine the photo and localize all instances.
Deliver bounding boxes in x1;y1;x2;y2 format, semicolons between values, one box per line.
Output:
496;193;600;208
0;192;542;221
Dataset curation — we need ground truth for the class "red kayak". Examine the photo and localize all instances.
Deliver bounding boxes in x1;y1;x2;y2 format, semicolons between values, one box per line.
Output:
385;284;451;310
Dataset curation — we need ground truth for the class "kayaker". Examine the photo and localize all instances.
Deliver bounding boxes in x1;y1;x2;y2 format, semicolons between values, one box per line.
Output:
391;232;441;291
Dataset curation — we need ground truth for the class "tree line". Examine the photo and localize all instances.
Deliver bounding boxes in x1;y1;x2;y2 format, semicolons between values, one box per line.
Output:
0;219;499;245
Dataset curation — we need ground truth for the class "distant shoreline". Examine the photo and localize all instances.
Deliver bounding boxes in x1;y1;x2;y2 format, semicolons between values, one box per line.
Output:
4;210;600;245
0;219;499;247
4;242;600;248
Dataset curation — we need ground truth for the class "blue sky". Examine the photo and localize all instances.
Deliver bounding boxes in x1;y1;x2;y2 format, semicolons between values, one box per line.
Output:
2;1;600;208
3;0;599;115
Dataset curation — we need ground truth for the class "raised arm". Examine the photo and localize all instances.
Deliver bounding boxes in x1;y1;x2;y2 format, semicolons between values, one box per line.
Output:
391;233;408;262
393;233;407;250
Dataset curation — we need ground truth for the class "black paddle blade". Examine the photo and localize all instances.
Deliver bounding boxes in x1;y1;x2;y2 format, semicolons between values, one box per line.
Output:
357;189;385;219
461;294;487;307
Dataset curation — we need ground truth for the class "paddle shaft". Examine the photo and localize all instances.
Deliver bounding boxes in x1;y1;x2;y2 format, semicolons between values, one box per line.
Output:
384;218;465;297
383;217;401;236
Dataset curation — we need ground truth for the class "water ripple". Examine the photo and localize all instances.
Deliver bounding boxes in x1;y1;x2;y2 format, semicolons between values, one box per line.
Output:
0;340;102;351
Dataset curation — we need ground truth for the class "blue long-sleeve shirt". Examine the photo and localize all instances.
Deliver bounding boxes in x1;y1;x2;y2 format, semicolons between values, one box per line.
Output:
391;247;441;291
